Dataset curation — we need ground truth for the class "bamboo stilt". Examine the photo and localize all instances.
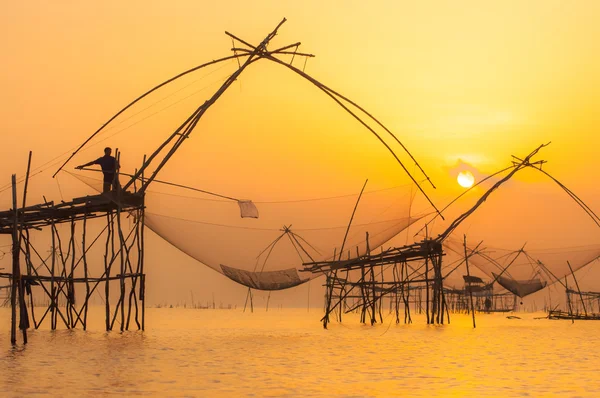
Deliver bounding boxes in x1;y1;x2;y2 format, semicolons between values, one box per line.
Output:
464;235;477;329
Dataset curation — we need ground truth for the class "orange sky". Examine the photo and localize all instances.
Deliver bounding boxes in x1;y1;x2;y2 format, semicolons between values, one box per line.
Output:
1;1;599;305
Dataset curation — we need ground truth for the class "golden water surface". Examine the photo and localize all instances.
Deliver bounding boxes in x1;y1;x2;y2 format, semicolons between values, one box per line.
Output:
0;307;598;397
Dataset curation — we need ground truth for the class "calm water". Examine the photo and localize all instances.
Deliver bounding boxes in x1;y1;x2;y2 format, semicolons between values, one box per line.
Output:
0;307;599;397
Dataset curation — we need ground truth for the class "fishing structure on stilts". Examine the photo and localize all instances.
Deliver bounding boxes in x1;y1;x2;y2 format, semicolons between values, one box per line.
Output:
2;20;600;346
305;143;600;328
0;19;432;344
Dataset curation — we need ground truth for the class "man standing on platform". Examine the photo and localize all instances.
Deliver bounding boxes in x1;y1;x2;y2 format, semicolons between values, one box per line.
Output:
76;147;120;193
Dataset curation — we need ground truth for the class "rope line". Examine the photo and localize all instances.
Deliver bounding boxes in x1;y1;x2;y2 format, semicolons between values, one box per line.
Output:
145;211;423;232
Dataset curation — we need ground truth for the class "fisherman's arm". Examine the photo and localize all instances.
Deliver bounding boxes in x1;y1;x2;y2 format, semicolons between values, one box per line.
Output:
75;158;101;169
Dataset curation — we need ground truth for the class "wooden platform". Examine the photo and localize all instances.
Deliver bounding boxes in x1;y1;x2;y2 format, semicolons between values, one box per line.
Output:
1;189;146;341
302;239;443;274
303;239;446;328
0;191;144;233
548;310;600;320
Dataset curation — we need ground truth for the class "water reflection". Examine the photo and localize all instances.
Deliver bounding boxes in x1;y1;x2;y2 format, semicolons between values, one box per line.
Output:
0;308;599;396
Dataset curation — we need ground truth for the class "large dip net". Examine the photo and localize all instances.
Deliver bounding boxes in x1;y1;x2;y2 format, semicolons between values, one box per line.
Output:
444;239;600;297
437;164;600;298
63;34;433;291
72;171;424;290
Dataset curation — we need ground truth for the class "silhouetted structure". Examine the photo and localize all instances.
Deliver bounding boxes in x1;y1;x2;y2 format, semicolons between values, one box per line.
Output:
303;144;587;329
0;155;145;344
76;147;120;193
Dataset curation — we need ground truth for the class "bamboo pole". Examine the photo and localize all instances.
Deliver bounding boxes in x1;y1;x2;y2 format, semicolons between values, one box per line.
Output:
370;262;377;325
396;263;402;324
425;256;430;324
53;53;252;178
265;292;271;312
115;151;126;331
378;262;384;323
52;224;71;328
243;287;251;313
567;261;587;317
464;235;476;329
51;221;56;330
433;253;440;324
127;202;141;330
68;217;76;327
249;289;254;313
338;180;368;262
261;54;441;217
105;212;112;331
322;271;335;328
130;20;287;195
565;277;574;323
11;175;19;344
140;156;146;331
18;153;33;341
25;229;37;328
126;171;139;329
439;254;446;324
83;214;90;330
405;262;412;324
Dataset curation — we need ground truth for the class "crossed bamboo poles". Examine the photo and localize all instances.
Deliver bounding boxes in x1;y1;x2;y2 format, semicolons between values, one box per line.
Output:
53;18;439;218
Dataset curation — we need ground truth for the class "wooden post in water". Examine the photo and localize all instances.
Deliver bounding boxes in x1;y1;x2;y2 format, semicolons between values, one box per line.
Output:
463;235;476;329
105;212;112;331
141;156;146;331
68;217;76;327
405;262;412;324
50;221;56;330
565;277;574;323
10;175;18;344
567;261;587;317
425;256;430;324
265;292;271;312
243;287;251;312
10;174;28;344
82;214;89;330
19;152;32;338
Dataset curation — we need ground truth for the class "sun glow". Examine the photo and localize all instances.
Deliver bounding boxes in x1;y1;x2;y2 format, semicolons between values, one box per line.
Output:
457;170;475;188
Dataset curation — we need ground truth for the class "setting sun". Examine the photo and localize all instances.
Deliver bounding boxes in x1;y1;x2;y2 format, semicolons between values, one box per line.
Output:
2;3;600;397
457;170;475;188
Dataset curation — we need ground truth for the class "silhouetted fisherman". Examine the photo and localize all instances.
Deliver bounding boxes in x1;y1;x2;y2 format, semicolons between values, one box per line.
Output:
76;147;120;193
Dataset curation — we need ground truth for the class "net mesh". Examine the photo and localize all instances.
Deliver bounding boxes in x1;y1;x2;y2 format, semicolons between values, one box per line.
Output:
60;56;432;291
492;273;547;298
69;172;425;290
429;162;600;297
444;238;600;297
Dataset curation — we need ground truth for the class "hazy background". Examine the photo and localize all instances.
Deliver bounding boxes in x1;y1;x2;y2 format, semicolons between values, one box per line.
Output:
1;1;599;309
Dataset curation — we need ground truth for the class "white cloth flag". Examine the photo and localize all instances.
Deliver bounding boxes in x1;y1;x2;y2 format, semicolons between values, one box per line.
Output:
237;200;259;218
